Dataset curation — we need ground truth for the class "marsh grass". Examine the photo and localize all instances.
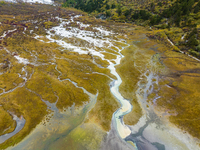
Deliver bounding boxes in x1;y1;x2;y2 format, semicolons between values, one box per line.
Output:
0;2;200;149
0;87;48;149
0;107;16;136
155;49;200;139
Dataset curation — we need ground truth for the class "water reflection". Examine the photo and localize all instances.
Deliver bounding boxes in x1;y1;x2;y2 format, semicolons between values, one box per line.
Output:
0;114;25;144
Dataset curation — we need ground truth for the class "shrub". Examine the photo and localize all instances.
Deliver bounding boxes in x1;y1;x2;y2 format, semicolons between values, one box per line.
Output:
194;5;199;13
173;46;180;52
189;49;200;57
44;21;53;29
0;1;6;7
187;35;199;47
158;2;162;7
106;10;111;17
196;44;200;52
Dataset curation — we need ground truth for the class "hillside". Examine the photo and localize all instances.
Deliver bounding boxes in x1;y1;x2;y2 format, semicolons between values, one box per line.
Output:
61;0;200;60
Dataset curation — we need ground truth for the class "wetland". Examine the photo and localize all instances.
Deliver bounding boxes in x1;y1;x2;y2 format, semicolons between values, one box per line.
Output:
0;2;200;150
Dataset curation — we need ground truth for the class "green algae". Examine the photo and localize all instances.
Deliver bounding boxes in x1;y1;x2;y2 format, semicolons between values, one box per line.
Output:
48;123;106;150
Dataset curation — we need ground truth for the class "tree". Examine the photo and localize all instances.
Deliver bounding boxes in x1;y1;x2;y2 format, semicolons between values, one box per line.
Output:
167;22;171;31
189;49;199;57
188;35;199;48
111;3;116;9
106;10;111;17
117;4;122;16
174;9;181;27
158;2;162;7
194;5;199;13
196;45;200;52
150;2;155;11
106;4;110;10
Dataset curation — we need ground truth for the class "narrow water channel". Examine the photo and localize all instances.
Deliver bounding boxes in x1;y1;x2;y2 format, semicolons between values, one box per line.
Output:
0;114;25;144
1;13;198;150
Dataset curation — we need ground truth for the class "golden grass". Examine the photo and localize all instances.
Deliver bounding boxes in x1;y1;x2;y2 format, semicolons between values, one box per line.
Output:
26;69;89;109
155;48;200;139
0;3;200;149
0;87;47;149
0;107;16;136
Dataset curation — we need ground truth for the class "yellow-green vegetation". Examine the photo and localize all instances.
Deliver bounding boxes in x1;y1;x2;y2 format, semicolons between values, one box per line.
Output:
4;34;59;63
48;123;106;150
56;54;113;94
116;27;159;125
112;23;200;140
0;3;128;148
0;4;98;148
116;44;143;125
93;56;110;68
0;87;48;149
54;52;119;130
0;72;24;91
101;52;117;60
26;69;89;109
88;85;119;131
130;25;200;140
0;107;16;136
1;1;200;149
44;21;54;29
154;49;200;139
140;22;200;139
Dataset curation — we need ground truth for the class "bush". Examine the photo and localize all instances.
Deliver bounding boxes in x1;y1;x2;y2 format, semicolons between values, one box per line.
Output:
106;10;111;17
44;21;53;29
117;5;122;16
187;35;199;47
62;2;69;8
0;1;6;4
189;49;200;57
0;1;6;7
173;46;180;52
194;5;199;13
111;3;116;9
158;2;162;7
111;14;119;21
196;45;200;52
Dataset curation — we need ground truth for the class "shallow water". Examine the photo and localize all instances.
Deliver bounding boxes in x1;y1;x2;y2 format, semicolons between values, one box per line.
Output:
1;12;199;150
8;88;98;150
0;115;25;144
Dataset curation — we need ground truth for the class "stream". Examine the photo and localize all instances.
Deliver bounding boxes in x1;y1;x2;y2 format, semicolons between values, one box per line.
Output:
0;114;25;144
0;11;199;150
